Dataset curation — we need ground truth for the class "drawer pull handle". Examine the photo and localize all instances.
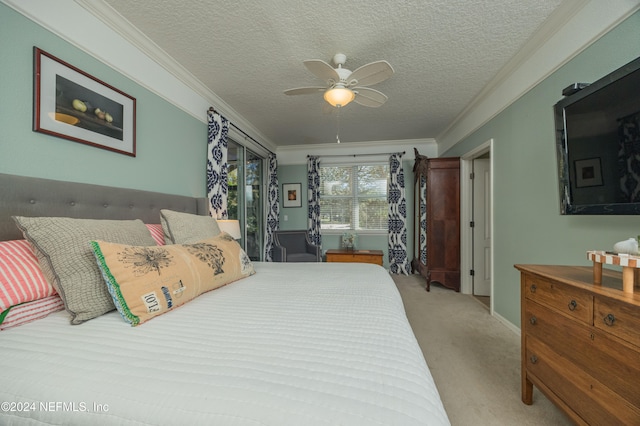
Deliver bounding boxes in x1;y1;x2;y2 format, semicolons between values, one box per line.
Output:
530;355;538;364
529;316;537;325
568;300;577;311
530;284;536;293
603;313;616;327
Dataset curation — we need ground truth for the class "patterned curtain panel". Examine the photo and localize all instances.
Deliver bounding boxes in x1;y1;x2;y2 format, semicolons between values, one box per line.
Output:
206;110;230;219
388;153;410;275
618;112;640;202
307;156;322;247
419;175;427;265
264;154;280;261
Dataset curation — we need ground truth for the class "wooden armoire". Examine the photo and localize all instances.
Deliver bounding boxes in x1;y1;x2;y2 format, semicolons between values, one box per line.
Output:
412;150;461;291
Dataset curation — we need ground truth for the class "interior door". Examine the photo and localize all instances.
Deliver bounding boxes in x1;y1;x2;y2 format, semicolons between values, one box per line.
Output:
473;158;491;296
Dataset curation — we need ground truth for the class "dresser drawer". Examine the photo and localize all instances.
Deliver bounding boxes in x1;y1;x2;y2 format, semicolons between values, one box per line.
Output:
524;274;593;324
526;300;640;408
325;250;383;266
525;300;591;362
526;336;640;425
348;253;383;265
594;296;640;349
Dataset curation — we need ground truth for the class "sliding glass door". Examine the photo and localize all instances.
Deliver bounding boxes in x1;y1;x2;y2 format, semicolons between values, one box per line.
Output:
227;140;264;261
245;150;263;261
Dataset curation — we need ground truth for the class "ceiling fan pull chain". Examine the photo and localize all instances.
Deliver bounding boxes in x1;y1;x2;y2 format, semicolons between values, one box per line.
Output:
336;106;341;143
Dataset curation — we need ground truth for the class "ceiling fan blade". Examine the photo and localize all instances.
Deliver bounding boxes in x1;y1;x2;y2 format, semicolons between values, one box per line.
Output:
347;60;394;87
353;87;388;107
303;60;340;84
284;87;326;96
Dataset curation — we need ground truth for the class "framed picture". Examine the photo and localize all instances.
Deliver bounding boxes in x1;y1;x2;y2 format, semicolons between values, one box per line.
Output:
574;157;603;188
33;47;136;156
282;183;302;208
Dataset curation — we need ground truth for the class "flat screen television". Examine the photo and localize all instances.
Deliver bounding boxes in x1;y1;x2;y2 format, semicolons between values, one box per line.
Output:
554;55;640;215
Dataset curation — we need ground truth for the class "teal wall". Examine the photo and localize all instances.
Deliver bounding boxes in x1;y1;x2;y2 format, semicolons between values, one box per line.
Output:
0;3;207;197
5;3;639;325
444;11;640;327
277;160;416;269
277;164;308;230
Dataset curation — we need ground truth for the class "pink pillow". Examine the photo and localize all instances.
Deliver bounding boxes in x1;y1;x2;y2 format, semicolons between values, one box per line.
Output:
0;239;55;311
146;224;165;245
0;226;160;313
0;295;65;330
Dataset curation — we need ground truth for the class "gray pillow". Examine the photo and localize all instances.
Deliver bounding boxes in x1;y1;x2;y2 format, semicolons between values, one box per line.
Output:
160;209;220;244
12;216;156;325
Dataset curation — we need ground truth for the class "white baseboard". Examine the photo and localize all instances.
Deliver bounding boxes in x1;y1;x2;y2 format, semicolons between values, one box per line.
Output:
492;310;521;336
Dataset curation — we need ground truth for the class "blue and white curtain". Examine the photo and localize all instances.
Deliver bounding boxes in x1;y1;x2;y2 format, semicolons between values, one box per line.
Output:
418;175;427;265
264;153;280;261
618;112;640;202
388;153;410;274
206;109;229;219
307;156;322;247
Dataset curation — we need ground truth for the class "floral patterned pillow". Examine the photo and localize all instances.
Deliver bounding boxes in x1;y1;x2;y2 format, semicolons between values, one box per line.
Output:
91;232;254;326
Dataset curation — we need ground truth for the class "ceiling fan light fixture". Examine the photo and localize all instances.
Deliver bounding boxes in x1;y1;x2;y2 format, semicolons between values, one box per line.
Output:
324;87;355;107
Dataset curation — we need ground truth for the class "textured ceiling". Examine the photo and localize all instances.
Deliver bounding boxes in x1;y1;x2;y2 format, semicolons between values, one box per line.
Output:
101;0;566;147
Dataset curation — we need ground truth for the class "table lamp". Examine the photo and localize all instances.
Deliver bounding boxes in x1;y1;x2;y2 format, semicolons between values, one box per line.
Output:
217;219;241;240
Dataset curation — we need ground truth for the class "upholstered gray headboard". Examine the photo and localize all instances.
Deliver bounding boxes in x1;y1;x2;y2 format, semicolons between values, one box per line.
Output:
0;173;208;241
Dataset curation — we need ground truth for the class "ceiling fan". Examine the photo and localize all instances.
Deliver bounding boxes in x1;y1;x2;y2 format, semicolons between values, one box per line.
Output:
284;53;394;108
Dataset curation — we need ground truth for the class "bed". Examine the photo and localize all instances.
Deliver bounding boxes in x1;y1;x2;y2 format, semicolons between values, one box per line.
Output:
0;173;450;425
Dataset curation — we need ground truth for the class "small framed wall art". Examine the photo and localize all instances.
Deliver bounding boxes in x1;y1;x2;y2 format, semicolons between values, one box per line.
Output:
33;47;136;156
282;183;302;208
574;157;603;188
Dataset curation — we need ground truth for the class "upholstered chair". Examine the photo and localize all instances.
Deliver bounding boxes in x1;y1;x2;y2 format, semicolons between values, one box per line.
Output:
272;230;321;262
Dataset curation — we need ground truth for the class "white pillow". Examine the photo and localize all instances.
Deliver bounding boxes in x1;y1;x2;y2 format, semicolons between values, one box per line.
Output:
160;209;221;244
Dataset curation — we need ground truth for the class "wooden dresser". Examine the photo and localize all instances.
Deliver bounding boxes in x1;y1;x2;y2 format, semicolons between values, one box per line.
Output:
326;249;383;266
515;264;640;425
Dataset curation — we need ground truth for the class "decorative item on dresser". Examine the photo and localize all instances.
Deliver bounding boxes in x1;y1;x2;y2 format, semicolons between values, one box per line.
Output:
325;249;384;266
412;149;461;291
341;232;357;250
515;264;640;425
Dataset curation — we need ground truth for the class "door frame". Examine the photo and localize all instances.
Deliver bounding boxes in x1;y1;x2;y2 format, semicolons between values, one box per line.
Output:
460;139;494;310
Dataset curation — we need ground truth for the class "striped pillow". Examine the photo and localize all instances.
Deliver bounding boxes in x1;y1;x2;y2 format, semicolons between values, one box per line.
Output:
0;295;65;330
0;239;55;311
145;224;165;246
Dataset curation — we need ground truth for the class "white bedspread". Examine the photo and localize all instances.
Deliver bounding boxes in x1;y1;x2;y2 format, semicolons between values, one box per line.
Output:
0;262;450;425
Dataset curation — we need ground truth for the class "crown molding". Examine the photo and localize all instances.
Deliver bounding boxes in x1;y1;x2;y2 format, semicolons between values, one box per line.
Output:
73;0;276;153
2;0;276;153
276;138;437;165
437;0;640;154
75;0;213;101
468;0;588;109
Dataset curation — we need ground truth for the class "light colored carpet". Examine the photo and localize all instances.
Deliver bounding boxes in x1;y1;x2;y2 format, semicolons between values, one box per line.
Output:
392;273;573;426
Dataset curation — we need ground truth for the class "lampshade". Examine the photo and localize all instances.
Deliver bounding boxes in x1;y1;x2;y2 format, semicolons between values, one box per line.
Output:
217;219;242;240
324;86;355;107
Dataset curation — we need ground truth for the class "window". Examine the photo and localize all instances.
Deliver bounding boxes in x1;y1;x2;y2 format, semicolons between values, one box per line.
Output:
319;164;389;231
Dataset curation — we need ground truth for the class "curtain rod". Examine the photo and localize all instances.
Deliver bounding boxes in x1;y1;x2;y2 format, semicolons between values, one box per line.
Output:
307;151;405;158
209;107;274;156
